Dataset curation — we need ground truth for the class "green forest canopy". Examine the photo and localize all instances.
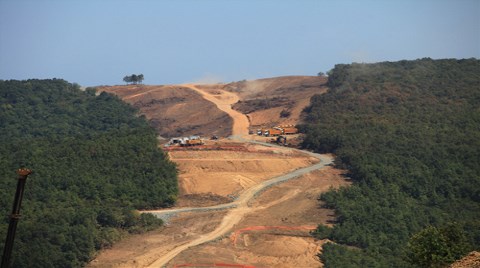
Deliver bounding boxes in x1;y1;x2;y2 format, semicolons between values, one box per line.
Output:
303;58;480;267
0;79;178;267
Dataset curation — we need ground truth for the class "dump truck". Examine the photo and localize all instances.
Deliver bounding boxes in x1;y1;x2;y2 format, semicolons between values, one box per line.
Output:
262;125;298;136
281;127;298;135
264;128;282;136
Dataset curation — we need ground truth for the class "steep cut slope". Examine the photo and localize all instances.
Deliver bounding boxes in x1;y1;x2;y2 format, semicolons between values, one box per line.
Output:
183;84;249;137
227;76;328;128
99;85;233;137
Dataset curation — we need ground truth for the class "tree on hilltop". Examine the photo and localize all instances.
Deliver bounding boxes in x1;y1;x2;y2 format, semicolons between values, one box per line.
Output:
123;74;144;85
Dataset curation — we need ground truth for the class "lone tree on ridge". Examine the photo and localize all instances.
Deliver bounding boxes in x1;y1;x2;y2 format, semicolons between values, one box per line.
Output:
123;74;144;85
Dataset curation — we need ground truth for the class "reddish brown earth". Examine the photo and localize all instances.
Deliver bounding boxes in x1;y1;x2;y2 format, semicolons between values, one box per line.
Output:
88;146;348;268
160;166;349;268
89;78;338;267
99;75;327;137
98;85;233;137
226;76;328;129
450;251;480;268
170;141;319;206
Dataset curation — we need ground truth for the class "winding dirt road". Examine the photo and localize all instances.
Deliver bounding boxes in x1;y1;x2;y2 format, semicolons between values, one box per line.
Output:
182;84;249;137
143;85;331;267
146;156;332;267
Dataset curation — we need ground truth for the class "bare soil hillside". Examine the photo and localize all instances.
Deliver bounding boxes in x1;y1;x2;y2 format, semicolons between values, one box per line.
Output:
169;166;350;268
226;76;328;128
98;85;232;137
99;76;327;137
450;251;480;268
90;79;343;268
169;140;319;207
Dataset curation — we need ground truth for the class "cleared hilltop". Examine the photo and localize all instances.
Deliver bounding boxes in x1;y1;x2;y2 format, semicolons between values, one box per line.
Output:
99;75;327;138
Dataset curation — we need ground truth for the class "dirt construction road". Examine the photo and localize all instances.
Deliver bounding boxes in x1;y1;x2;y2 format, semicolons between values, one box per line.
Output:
146;155;332;267
89;80;343;267
143;85;332;267
182;84;249;137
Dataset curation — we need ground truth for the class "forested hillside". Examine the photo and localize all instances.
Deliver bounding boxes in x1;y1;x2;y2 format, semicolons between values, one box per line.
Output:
0;79;177;267
303;58;480;267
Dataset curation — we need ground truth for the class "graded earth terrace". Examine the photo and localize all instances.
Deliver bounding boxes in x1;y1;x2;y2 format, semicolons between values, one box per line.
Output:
90;76;348;267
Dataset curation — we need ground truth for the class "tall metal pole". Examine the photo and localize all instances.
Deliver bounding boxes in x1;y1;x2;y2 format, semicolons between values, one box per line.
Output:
1;168;32;268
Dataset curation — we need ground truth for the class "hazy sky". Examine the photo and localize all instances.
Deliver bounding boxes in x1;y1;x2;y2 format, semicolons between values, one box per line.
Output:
0;0;479;86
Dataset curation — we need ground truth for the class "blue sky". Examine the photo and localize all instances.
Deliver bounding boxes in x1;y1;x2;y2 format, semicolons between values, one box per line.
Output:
0;0;479;86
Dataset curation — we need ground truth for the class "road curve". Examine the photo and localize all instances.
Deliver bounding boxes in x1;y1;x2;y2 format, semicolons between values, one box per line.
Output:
146;153;332;267
144;86;330;267
147;152;332;219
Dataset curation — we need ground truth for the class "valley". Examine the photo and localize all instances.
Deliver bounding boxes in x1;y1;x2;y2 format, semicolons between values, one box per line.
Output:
90;76;349;267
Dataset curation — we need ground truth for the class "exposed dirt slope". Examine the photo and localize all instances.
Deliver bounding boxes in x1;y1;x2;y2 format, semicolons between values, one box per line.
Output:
89;210;228;268
138;83;334;266
87;142;338;268
450;251;480;268
182;84;249;137
99;76;327;138
145;147;333;267
98;85;232;137
170;143;318;205
90;80;340;268
154;166;349;268
226;76;328;128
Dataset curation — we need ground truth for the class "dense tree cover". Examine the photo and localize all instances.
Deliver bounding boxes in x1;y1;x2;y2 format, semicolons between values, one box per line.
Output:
303;58;480;267
0;79;177;267
123;74;144;84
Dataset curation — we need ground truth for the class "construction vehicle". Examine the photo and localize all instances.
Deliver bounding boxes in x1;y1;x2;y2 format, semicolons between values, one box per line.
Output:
182;138;203;146
168;135;204;147
180;135;203;146
261;125;298;136
263;128;282;136
270;135;287;146
278;125;298;135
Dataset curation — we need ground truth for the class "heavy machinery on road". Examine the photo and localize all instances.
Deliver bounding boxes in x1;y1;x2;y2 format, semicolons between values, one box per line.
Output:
280;125;298;135
270;135;288;146
167;136;204;147
259;125;298;137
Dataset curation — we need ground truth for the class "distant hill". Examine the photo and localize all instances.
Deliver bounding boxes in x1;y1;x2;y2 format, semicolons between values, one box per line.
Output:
0;79;178;267
99;76;327;139
303;58;480;267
